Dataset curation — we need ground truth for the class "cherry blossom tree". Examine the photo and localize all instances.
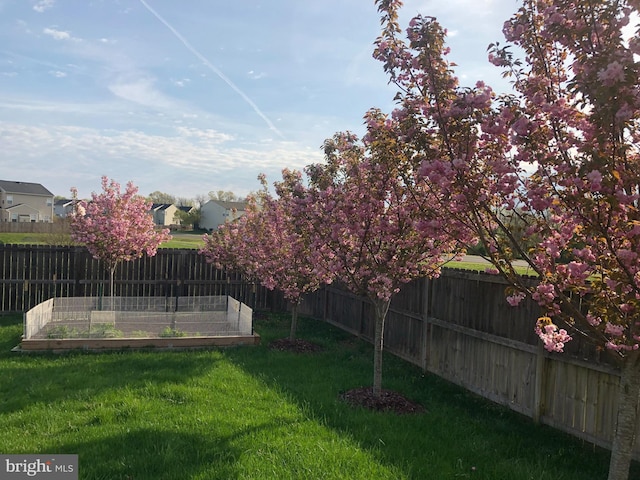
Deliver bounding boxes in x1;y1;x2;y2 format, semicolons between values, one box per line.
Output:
70;176;171;300
200;174;324;340
293;113;469;397
373;0;639;478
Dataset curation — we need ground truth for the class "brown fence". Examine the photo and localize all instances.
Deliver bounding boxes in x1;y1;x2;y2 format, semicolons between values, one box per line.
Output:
298;270;637;460
1;243;634;458
0;244;284;313
0;222;62;234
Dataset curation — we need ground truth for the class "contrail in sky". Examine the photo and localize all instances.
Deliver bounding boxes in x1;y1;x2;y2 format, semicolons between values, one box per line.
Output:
139;0;285;139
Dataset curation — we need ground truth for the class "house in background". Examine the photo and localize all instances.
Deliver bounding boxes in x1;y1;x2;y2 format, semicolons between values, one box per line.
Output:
150;203;180;227
177;205;195;216
0;180;54;223
54;198;75;218
200;200;246;231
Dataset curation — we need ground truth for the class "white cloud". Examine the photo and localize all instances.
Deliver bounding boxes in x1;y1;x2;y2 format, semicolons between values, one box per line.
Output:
48;70;66;78
42;27;81;42
33;0;54;13
0;121;322;197
108;76;176;109
248;70;266;80
175;126;233;144
171;78;191;87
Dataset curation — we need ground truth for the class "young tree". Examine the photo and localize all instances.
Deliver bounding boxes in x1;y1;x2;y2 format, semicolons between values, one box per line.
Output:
70;176;171;300
174;206;201;230
373;0;639;478
200;173;324;340
294;112;469;398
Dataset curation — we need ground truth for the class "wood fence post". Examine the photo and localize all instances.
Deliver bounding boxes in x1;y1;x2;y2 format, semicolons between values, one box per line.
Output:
533;341;546;424
323;286;328;323
421;277;432;371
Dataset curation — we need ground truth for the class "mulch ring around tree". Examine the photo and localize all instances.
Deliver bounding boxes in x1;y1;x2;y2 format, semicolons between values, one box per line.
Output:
269;338;324;354
340;387;426;415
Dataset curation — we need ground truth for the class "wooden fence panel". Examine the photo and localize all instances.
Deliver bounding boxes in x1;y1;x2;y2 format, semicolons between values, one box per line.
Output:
298;271;640;460
427;320;537;417
0;244;281;312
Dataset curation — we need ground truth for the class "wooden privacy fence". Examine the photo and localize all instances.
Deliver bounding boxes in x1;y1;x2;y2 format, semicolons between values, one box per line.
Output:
2;243;636;458
298;270;638;460
0;244;285;313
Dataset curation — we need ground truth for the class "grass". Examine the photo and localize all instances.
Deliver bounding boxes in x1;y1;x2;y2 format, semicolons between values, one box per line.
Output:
0;232;205;250
443;260;538;276
159;232;206;250
0;311;629;480
0;232;51;245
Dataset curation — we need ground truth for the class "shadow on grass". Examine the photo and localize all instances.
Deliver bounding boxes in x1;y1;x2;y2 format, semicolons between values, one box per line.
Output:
0;314;23;354
227;314;636;480
54;425;269;480
0;348;223;415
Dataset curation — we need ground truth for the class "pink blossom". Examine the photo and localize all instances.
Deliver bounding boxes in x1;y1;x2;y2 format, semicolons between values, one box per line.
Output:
620;303;635;314
535;318;572;353
506;291;526;306
605;323;625;337
597;61;625;86
532;283;556;304
587;314;602;327
586;170;602;191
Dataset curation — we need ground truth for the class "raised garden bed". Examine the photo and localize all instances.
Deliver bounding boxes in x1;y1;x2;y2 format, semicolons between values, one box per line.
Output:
18;295;259;352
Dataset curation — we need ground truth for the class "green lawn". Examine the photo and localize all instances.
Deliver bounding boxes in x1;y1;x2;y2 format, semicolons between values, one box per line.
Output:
0;232;52;245
0;311;627;479
159;232;206;249
0;232;206;249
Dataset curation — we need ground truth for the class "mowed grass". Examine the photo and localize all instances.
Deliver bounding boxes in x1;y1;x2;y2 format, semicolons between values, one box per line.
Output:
0;232;206;250
0;312;630;480
159;232;206;249
0;233;51;245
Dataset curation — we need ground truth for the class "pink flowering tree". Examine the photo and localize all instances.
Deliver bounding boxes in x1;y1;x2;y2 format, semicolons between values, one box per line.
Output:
373;0;639;478
200;174;324;340
70;176;171;300
296;113;469;398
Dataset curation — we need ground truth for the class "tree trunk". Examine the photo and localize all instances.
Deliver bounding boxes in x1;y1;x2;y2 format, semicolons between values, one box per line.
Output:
372;298;391;398
289;303;299;341
608;350;640;480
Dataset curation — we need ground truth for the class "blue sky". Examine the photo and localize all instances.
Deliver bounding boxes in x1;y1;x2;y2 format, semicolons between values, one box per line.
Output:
0;0;521;200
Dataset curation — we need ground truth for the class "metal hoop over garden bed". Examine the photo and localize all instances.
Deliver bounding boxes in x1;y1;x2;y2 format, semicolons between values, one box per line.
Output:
19;295;259;352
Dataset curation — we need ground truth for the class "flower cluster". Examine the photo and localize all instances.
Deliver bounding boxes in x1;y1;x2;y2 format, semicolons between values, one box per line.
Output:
535;317;572;353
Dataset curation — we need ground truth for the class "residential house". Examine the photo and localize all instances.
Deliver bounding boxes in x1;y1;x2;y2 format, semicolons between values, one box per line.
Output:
0;180;54;223
177;205;195;216
150;203;180;227
54;198;75;218
200;200;246;231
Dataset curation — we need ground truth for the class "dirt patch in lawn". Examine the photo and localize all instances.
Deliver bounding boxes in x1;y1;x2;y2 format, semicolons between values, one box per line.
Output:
269;338;324;354
340;387;425;414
